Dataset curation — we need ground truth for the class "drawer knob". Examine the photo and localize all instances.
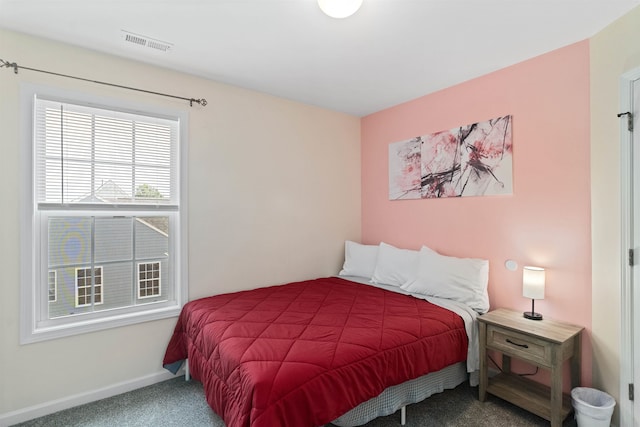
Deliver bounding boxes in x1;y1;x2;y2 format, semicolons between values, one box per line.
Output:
506;338;529;349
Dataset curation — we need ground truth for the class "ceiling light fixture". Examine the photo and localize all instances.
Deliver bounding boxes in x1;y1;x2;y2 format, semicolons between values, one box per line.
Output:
318;0;363;18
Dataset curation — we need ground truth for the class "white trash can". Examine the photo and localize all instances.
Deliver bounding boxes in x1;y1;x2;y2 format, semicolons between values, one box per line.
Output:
571;387;615;427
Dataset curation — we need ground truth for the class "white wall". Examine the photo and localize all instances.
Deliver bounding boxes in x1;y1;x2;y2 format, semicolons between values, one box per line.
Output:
0;28;361;422
590;5;640;425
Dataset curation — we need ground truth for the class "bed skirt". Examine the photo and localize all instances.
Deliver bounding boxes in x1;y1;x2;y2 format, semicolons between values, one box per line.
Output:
330;361;467;427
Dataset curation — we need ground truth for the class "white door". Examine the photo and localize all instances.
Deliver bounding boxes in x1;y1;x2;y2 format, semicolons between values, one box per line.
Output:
633;75;640;427
626;70;640;427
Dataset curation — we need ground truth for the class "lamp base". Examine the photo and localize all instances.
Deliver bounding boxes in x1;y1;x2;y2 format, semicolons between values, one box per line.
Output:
523;311;543;320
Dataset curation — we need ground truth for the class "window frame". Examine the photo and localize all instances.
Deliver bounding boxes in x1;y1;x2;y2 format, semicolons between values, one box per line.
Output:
20;83;189;344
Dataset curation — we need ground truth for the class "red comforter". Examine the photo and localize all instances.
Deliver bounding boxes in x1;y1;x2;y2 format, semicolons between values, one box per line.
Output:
163;277;467;427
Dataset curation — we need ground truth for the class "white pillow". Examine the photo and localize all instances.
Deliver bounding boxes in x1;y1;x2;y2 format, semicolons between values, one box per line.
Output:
338;241;379;279
371;242;419;287
401;246;490;313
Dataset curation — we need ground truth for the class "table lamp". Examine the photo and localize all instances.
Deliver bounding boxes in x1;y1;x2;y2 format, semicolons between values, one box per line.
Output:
523;266;545;320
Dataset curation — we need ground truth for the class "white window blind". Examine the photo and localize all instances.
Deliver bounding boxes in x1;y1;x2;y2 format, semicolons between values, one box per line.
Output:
35;98;178;208
21;87;187;344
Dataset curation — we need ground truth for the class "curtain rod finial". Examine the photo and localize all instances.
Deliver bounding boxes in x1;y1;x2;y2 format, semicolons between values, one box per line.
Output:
189;98;207;107
0;59;19;73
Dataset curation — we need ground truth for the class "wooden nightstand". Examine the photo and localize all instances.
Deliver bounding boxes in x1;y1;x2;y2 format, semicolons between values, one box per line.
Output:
478;308;584;427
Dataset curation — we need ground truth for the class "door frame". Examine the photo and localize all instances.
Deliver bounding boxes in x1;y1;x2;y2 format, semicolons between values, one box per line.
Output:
620;66;639;427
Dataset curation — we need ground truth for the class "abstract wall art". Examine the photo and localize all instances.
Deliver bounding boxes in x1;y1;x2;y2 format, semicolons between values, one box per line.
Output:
389;115;513;200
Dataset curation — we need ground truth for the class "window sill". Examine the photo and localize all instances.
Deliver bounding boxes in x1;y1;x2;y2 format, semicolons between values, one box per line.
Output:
20;305;181;345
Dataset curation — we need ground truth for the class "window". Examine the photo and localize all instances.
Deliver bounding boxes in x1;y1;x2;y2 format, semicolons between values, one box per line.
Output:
75;267;103;307
138;261;161;299
48;270;57;302
21;85;188;343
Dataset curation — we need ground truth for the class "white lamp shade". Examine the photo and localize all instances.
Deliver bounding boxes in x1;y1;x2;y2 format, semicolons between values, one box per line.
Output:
522;266;545;300
318;0;363;18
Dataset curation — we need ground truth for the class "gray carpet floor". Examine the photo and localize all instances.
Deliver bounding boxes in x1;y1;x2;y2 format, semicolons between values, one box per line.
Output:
14;377;577;427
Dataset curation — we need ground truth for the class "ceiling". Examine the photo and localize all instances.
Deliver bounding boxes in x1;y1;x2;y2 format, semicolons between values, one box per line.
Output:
1;0;639;116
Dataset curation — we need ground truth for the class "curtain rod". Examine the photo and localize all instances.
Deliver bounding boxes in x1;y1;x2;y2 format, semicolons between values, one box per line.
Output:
0;58;207;107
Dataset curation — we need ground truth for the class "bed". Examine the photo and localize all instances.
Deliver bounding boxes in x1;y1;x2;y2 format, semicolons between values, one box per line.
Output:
163;242;488;427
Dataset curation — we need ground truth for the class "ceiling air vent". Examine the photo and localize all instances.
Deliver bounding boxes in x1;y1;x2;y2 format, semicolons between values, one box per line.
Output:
122;31;173;52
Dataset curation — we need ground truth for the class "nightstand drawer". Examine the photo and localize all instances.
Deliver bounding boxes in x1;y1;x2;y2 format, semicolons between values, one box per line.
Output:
486;325;552;367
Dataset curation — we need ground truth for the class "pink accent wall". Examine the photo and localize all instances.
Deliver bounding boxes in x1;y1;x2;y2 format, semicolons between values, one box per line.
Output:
361;41;592;386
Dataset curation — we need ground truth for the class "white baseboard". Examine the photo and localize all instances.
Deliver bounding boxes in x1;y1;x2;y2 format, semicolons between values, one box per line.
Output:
0;370;179;427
